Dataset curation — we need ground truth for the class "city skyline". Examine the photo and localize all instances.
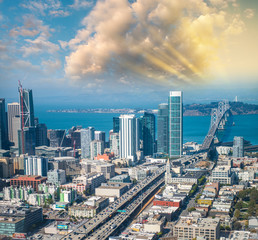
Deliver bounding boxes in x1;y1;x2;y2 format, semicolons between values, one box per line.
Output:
0;0;258;107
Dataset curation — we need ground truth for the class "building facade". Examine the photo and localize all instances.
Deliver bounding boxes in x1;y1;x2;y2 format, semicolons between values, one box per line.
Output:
157;103;168;154
110;132;119;157
119;114;137;162
90;140;104;160
233;136;244;157
81;127;95;159
142;112;155;156
7;102;20;144
24;156;48;176
0;99;9;150
168;91;183;158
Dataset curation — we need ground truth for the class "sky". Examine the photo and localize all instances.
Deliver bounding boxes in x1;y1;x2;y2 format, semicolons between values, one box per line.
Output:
0;0;258;108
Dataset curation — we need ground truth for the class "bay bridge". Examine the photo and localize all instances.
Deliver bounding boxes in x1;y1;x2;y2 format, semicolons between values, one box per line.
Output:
201;100;232;150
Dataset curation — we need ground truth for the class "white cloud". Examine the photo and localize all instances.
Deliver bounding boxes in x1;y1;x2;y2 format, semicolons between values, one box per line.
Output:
22;34;59;56
69;0;93;10
42;58;62;73
49;10;70;17
244;8;255;19
65;0;245;85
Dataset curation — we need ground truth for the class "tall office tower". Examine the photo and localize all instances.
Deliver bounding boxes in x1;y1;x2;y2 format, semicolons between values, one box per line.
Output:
24;156;48;176
81;127;95;158
48;129;66;147
0;99;9;150
71;129;81;149
157;103;169;154
119;114;137;162
90;140;104;159
95;131;105;142
110;131;119;157
7;102;19;143
142;112;155;156
233;136;244;157
18;127;36;155
36;123;48;147
113;117;120;133
12;116;21;147
168;91;183;158
19;88;35;128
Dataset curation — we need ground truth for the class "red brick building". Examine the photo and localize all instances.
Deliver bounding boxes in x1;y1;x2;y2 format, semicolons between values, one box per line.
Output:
153;198;181;207
10;175;47;191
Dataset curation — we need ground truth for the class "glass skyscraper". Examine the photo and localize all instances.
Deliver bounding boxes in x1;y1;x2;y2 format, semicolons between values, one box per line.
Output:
81;127;95;158
157;103;168;154
168;91;183;158
142;112;155;156
233;136;244;157
0;98;9;150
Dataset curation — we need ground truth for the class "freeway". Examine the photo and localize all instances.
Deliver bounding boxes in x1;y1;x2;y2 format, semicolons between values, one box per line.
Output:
87;177;165;240
61;166;166;240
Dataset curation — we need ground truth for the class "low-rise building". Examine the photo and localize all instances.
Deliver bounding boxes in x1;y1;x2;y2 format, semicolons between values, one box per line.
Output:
209;166;234;185
68;196;109;218
10;175;47;191
109;174;131;183
95;182;130;198
153;197;181;208
173;217;220;240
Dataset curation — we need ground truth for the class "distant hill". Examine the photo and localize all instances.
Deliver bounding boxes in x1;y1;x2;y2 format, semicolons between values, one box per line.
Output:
183;102;258;116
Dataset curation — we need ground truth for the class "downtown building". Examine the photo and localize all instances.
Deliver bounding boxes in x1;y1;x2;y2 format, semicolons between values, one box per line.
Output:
0;99;9;150
7;102;20;145
119;114;137;163
141;112;155;156
24;156;48;176
233;136;244;157
90;140;104;159
18;88;36;155
157;103;168;154
168;91;183;158
81;127;95;158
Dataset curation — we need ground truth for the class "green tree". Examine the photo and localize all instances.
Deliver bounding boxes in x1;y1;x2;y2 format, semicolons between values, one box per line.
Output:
225;226;231;231
248;200;256;216
233;222;242;230
234;209;240;219
235;201;243;210
188;207;196;212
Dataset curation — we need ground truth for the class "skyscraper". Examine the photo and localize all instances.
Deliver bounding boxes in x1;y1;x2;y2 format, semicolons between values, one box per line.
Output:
18;127;36;155
113;117;119;133
157;103;168;154
48;129;66;147
7;102;19;143
168;91;183;158
19;88;35;128
0;99;9;150
35;123;48;147
119;114;137;162
12;116;21;147
81;127;95;159
142;112;155;156
233;136;244;157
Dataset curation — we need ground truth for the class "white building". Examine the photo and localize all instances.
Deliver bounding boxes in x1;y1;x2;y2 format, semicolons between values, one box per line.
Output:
119;114;137;162
209;166;234;185
24;156;48;176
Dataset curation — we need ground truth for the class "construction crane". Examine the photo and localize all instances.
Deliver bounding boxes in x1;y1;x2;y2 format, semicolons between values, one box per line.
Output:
18;80;25;155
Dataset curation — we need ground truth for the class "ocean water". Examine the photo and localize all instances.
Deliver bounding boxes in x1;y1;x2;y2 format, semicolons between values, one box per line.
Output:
35;107;258;145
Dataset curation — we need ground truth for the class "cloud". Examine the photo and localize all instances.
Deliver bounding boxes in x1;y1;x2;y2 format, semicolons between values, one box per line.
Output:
64;0;246;85
21;34;59;56
69;0;93;10
42;58;62;73
49;10;70;17
244;8;255;19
